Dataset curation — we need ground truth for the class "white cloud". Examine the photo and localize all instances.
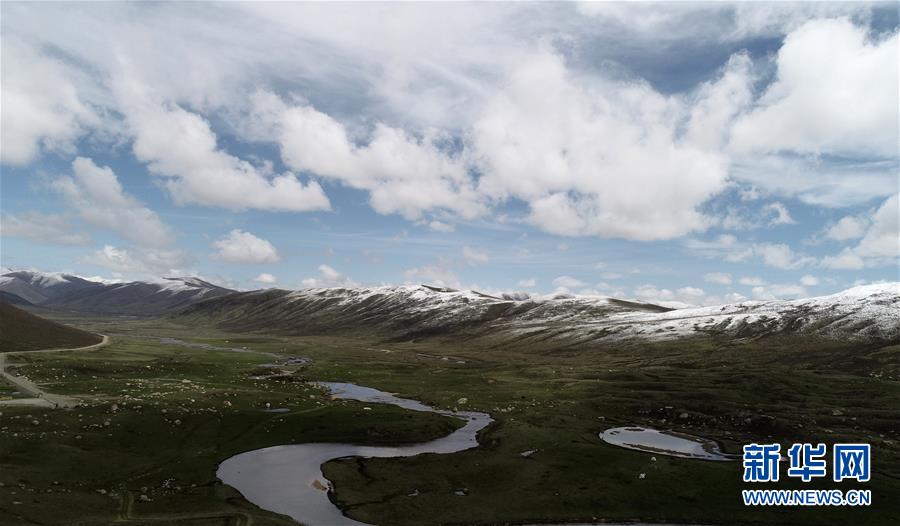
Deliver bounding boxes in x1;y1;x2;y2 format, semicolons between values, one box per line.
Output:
723;292;748;303
577;2;873;41
731;19;898;158
684;53;755;151
269;95;483;221
739;276;766;286
754;243;816;269
301;264;357;288
685;234;753;262
740;187;762;201
591;281;626;298
721;201;795;230
475;51;728;241
677;286;707;302
730;155;898;209
53;157;173;248
0;212;91;245
428;220;455;232
800;275;819;286
751;283;807;300
822;194;899;269
821;250;866;270
254;273;276;284
403;264;459;288
704;272;732;285
632;284;676;303
3;3;896;264
552;275;586;289
824;215;869;241
81;245;186;275
633;283;738;307
518;278;536;288
123;98;331;213
688;235;815;269
462;246;489;265
763;202;796;226
210;229;280;264
0;38;100;165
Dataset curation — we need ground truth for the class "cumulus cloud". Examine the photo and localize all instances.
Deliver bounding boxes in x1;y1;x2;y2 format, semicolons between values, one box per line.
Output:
685;234;755;262
403;264;459;288
254;273;276;284
704;272;733;285
730;155;898;209
684;53;755;151
0;38;100;165
800;275;819;286
2;2;897;302
822;194;899;269
301;264;357;288
53;157;173;248
263;93;483;221
552;275;586;290
754;243;816;269
751;283;808;300
632;284;678;306
0;212;91;245
518;278;536;288
210;229;280;264
735;276;813;300
428;220;455;232
721;201;796;230
824;215;869;241
731;19;898;158
81;244;186;275
687;235;815;269
577;2;874;41
462;246;489;265
122;96;332;213
475;51;728;241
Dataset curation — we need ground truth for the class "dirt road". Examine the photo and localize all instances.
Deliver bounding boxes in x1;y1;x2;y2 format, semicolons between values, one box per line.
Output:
0;334;110;408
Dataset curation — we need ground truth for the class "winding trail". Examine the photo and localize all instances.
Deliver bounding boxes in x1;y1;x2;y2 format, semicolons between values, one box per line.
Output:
0;334;110;408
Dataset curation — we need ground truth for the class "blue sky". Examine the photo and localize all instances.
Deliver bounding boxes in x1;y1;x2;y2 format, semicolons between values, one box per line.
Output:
1;2;898;307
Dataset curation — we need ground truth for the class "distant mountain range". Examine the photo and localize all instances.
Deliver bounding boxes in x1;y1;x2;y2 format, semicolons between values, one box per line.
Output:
175;282;900;345
2;269;897;344
0;269;231;315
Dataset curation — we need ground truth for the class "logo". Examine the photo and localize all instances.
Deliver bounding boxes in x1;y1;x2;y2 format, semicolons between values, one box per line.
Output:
741;442;871;507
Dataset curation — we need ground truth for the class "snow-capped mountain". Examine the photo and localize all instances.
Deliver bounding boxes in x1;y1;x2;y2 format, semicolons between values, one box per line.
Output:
4;268;896;344
593;283;899;343
0;269;233;315
175;282;900;344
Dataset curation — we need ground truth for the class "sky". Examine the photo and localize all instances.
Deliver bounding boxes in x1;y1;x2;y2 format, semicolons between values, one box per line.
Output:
1;1;898;307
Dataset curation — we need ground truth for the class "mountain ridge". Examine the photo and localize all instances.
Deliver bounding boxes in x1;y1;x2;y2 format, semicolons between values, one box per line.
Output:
174;282;900;345
4;269;896;344
0;270;233;315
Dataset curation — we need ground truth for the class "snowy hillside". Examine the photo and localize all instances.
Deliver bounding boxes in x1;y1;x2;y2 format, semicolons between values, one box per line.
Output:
0;270;233;315
177;282;900;344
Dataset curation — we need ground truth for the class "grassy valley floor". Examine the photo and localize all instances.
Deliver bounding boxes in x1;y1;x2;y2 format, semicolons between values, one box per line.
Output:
1;315;898;525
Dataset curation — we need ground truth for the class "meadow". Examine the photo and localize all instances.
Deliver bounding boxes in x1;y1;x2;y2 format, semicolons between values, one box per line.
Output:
1;315;898;525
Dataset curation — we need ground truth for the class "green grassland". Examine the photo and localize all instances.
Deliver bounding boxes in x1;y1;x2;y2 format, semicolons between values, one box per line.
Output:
1;315;898;525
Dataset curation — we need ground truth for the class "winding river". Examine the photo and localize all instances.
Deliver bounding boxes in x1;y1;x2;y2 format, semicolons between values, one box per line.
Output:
218;383;734;525
217;382;493;526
